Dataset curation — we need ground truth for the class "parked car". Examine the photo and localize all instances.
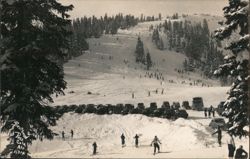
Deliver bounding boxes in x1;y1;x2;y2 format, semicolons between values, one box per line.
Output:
130;107;143;114
192;97;204;111
125;104;134;110
216;101;225;115
96;104;108;115
142;107;152;116
209;118;227;130
150;102;157;110
162;109;175;119
75;104;86;113
137;103;145;110
153;108;165;117
114;103;124;114
182;101;191;109
175;109;188;119
172;102;180;109
68;104;78;111
107;104;114;114
84;104;96;113
122;104;134;114
162;101;170;109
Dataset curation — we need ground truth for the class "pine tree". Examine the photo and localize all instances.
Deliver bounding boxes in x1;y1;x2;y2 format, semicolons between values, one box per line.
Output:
214;0;249;137
135;37;145;63
183;58;188;72
152;28;160;42
158;38;164;50
1;122;35;158
169;32;173;50
0;0;73;157
146;52;153;70
159;13;162;20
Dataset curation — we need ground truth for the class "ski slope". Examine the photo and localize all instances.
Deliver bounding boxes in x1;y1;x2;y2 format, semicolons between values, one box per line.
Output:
1;15;248;158
52;15;228;107
1;111;248;158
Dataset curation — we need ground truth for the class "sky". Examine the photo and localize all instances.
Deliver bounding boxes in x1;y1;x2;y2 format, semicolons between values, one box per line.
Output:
60;0;228;19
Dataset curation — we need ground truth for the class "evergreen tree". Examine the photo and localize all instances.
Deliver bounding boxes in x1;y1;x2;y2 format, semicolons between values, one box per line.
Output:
146;52;153;70
152;28;160;42
158;13;162;20
135;37;145;63
140;14;144;22
183;58;188;71
169;32;173;50
214;0;249;137
0;0;73;157
158;38;164;50
1;121;35;158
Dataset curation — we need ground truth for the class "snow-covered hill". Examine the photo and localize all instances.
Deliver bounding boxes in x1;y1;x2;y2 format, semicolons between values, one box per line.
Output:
1;15;248;158
52;15;228;107
1;111;248;158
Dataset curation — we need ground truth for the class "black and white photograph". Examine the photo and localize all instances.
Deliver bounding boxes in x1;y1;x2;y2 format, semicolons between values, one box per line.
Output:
0;0;249;158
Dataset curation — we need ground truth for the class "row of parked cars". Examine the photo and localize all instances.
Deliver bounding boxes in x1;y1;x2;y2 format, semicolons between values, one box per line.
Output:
53;101;189;120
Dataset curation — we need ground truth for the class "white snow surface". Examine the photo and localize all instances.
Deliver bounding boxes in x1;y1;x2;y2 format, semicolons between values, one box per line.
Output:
1;16;249;158
1;112;248;158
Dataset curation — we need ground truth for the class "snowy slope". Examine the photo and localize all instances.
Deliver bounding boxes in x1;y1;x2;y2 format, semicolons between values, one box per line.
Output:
52;17;227;107
1;111;248;158
2;111;244;158
1;16;248;158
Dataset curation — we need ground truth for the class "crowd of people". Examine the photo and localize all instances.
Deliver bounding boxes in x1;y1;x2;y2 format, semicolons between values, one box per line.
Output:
57;114;248;158
204;105;216;118
91;133;162;155
60;128;248;158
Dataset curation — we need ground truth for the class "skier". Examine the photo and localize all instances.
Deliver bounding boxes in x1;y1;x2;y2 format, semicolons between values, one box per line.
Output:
235;145;248;159
132;92;134;99
62;131;65;140
92;142;97;155
134;134;139;148
156;89;158;94
204;108;207;118
212;126;222;146
161;89;164;95
70;129;74;139
151;136;162;155
121;133;126;147
227;134;235;159
148;91;150;97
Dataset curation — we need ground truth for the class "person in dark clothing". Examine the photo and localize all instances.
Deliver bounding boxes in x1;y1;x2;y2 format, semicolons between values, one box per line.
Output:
121;133;126;147
92;142;97;155
210;105;215;117
212;109;215;117
235;145;248;159
134;134;139;148
132;92;134;99
212;126;222;146
62;131;65;140
204;108;207;117
70;129;74;138
208;107;211;118
227;134;235;159
151;136;162;155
